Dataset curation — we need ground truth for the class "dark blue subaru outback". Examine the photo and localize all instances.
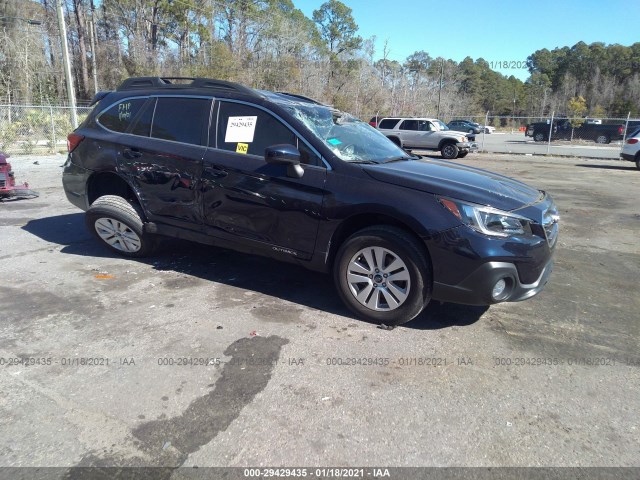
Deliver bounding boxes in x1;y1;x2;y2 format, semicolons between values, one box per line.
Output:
63;77;559;325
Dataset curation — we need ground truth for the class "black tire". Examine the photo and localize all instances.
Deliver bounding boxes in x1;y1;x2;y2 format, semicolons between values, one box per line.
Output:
595;135;609;144
333;225;432;326
533;132;546;142
457;151;468;158
441;142;459;159
636;158;640;170
86;195;156;258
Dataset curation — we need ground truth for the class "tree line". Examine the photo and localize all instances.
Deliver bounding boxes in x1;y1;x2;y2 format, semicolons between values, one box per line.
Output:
1;0;639;120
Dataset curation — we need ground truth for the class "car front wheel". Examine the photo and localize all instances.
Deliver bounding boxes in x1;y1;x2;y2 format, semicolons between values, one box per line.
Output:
334;226;431;325
86;195;156;257
595;135;610;144
441;143;459;159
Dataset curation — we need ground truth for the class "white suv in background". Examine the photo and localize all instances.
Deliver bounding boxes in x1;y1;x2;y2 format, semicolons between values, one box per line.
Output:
620;128;640;169
376;117;475;159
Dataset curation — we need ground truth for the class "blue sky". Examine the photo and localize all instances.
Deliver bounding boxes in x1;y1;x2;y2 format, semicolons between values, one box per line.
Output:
294;0;640;81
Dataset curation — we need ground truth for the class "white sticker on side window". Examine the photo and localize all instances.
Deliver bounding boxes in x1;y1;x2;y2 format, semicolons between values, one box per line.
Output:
224;116;257;143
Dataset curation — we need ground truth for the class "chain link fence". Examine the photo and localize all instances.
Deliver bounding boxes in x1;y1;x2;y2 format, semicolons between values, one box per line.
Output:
365;113;639;160
0;105;92;155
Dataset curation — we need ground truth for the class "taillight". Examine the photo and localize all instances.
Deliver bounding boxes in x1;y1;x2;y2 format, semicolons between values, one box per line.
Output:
618;126;624;134
67;133;85;153
627;138;639;144
369;121;377;127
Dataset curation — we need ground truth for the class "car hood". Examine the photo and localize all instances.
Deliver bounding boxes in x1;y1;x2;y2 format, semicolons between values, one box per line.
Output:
362;158;543;211
435;131;467;140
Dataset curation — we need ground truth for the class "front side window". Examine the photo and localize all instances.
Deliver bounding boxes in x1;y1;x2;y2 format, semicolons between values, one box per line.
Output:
151;97;211;145
98;98;147;133
417;120;431;131
216;102;297;157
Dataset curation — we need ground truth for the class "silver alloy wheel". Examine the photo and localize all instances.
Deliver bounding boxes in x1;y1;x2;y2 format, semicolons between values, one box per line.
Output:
596;135;608;144
346;246;411;311
94;217;142;253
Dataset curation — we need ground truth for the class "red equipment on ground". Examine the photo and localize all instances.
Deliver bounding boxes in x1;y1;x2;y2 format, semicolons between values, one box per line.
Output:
0;152;39;200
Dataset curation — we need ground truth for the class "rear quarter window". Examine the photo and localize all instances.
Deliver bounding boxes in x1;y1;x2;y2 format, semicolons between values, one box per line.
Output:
98;98;147;133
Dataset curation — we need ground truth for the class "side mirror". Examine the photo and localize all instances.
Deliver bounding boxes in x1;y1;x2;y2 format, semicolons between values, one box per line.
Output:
265;144;304;178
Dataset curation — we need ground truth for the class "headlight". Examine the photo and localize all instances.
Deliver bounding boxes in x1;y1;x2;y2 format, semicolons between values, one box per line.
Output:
439;197;532;237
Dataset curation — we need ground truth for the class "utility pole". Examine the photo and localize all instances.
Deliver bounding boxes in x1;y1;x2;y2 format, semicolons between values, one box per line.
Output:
55;0;78;128
89;17;98;94
436;59;444;119
512;86;516;134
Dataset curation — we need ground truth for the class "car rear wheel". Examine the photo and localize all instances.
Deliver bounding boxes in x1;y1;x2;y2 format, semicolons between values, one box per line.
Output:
533;132;546;142
595;135;609;144
334;226;431;325
636;158;640;170
86;195;156;258
441;143;459;159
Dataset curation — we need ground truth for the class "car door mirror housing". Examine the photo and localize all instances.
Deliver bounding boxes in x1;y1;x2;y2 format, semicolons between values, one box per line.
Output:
265;144;304;178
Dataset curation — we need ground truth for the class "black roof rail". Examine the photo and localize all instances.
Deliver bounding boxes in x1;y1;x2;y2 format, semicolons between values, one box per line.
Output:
116;77;261;98
275;91;324;105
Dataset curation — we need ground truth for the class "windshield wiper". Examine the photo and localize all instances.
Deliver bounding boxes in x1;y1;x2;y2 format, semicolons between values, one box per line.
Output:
382;156;410;163
348;159;379;164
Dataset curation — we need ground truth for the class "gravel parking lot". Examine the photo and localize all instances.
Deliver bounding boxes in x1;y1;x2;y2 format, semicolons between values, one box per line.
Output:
0;153;639;476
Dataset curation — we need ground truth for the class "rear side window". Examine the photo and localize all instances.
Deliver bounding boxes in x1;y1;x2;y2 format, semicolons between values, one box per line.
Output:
98;98;147;133
130;98;155;137
399;120;418;131
151;97;211;145
378;118;400;129
216;102;296;156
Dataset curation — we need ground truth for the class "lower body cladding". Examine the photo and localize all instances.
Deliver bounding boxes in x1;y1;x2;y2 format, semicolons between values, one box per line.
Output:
425;225;554;306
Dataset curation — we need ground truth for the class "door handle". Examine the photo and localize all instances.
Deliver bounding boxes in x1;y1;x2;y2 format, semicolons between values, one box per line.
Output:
123;148;142;159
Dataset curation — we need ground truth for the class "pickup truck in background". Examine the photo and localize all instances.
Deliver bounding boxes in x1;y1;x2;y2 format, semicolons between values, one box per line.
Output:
525;119;624;144
376;117;475;159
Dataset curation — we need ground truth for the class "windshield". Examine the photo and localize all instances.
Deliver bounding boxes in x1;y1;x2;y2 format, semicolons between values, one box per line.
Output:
284;104;410;163
434;120;449;130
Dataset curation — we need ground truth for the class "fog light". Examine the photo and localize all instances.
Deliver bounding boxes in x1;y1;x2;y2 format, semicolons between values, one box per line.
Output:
492;279;507;300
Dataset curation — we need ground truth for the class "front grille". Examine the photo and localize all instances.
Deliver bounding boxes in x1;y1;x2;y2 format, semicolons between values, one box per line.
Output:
542;204;560;247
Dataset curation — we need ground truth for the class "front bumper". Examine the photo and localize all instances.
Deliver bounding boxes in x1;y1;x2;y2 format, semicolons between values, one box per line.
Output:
456;141;477;151
426;191;558;306
432;258;554;305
